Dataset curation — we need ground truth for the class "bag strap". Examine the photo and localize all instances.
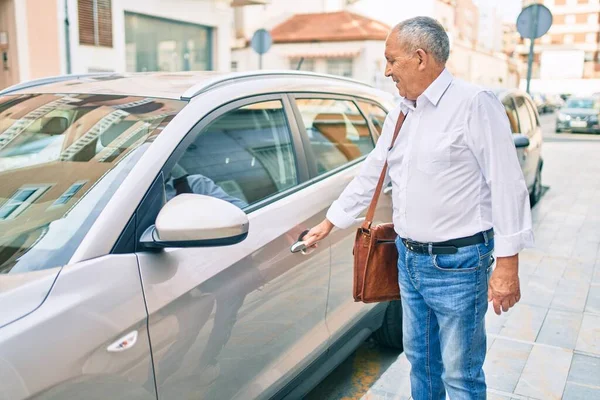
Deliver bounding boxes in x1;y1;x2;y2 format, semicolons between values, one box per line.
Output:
361;112;406;230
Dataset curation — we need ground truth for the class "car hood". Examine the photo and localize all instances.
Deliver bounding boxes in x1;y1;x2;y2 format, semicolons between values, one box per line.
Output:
560;108;599;117
0;267;61;328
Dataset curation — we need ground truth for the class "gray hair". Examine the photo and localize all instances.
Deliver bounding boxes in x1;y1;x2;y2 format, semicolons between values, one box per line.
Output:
393;17;450;65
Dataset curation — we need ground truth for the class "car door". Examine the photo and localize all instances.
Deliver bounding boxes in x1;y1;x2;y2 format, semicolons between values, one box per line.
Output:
135;95;331;400
501;95;527;168
523;96;543;175
514;95;537;188
290;94;394;343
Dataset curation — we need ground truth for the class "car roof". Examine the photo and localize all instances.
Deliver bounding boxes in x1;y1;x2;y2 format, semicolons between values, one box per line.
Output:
0;70;376;101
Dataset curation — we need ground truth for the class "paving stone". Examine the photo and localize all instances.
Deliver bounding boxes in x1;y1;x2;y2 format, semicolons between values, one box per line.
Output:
498;304;547;342
550;279;590;313
575;313;600;356
562;382;600;400
536;309;583;349
533;256;568;279
570;240;600;263
585;284;600;315
566;354;600;389
514;345;573;400
520;274;559;308
485;304;512;335
562;261;595;285
483;339;532;393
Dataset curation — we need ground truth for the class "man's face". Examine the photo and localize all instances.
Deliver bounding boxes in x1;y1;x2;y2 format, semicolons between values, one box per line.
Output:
384;32;419;99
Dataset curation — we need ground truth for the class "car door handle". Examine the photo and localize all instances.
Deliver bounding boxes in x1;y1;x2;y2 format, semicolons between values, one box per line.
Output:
290;230;309;254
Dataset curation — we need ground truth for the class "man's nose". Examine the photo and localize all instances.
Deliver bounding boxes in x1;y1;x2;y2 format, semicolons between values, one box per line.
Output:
384;64;392;77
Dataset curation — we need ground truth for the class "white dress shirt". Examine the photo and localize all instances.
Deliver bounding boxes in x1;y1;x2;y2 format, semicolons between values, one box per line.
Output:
326;69;534;257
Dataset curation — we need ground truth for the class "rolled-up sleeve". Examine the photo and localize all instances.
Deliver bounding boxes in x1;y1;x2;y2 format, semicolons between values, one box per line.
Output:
465;92;535;257
326;105;401;229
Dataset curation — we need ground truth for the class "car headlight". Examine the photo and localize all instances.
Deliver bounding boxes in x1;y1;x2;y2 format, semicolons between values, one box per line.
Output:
558;113;571;121
589;115;599;122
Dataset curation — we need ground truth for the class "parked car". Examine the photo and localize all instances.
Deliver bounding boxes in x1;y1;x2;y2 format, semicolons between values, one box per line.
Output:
494;89;544;206
0;71;402;400
556;97;600;134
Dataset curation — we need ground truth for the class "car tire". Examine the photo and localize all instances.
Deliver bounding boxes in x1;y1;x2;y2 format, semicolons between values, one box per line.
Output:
555;128;562;133
530;164;543;207
373;300;403;350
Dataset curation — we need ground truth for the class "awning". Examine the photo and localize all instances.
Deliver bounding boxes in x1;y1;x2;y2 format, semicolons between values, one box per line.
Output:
283;49;363;59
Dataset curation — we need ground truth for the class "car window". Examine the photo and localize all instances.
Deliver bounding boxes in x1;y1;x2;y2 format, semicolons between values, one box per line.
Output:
166;100;297;209
524;98;540;130
502;96;520;134
514;96;534;136
295;98;374;175
0;94;186;274
357;101;388;137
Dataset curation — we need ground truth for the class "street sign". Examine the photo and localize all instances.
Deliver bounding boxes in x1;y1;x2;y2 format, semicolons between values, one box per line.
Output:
517;3;553;94
251;29;272;55
251;29;272;70
517;3;553;39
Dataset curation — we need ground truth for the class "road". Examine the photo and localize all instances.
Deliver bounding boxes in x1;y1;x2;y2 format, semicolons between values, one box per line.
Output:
306;111;600;400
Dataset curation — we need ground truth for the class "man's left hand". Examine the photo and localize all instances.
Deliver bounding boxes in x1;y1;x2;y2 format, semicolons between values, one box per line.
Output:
488;254;520;315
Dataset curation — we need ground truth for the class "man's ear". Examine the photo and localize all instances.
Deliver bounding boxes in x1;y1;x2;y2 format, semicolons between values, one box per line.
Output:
416;49;427;71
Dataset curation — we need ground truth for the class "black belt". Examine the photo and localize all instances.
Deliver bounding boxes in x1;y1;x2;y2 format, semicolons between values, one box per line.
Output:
401;229;494;255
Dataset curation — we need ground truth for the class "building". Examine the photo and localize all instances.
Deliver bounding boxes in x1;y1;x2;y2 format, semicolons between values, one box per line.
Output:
232;10;392;90
0;0;258;90
455;0;480;49
518;0;600;83
475;0;503;53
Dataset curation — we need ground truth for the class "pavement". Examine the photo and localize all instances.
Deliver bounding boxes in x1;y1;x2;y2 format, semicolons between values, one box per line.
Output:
306;113;600;400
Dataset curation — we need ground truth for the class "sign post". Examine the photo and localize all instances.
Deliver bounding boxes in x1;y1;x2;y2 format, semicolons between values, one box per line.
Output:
517;3;553;94
251;29;272;70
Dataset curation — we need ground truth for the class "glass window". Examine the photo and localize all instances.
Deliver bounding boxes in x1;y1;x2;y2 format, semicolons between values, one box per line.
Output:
296;98;374;175
125;12;212;72
502;96;520;134
326;59;353;78
290;58;315;72
357;101;388;137
166;100;297;209
515;96;534;136
0;94;186;274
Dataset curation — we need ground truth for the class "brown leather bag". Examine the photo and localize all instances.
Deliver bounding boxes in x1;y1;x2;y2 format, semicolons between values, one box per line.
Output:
353;112;406;303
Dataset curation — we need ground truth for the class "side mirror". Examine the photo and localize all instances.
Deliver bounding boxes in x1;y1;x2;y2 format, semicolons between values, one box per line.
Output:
513;134;530;149
140;194;249;249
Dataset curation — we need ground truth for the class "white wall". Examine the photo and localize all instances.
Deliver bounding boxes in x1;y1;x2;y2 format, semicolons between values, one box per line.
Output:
231;39;397;93
63;0;232;74
239;0;346;36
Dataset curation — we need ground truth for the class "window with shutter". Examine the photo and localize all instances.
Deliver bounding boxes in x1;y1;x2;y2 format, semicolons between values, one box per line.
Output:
78;0;113;47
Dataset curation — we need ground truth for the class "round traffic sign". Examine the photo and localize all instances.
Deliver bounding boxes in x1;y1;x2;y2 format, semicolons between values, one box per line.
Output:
251;29;272;55
517;4;553;39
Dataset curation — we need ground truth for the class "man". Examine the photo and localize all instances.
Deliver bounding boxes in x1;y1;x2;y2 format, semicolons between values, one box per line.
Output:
302;17;534;399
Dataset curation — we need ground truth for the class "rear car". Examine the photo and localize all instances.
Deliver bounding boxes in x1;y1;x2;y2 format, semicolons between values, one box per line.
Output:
495;89;544;206
0;71;402;400
555;97;600;134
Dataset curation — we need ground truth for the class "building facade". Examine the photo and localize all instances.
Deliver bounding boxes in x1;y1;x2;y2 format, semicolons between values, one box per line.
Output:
0;0;244;90
518;0;600;81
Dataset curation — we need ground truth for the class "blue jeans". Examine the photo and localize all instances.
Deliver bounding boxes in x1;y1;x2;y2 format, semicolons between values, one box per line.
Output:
395;236;494;400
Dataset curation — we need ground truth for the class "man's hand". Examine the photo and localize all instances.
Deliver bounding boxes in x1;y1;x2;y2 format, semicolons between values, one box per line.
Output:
488;254;520;315
302;219;335;248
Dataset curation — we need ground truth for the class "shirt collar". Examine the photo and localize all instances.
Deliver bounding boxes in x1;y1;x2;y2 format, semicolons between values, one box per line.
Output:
398;68;454;112
421;68;453;107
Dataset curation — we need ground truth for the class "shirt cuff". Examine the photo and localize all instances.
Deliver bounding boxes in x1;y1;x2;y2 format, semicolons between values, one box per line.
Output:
326;201;359;229
494;229;535;257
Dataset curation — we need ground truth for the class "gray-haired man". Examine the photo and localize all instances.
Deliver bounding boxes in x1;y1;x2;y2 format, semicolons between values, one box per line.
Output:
303;17;534;399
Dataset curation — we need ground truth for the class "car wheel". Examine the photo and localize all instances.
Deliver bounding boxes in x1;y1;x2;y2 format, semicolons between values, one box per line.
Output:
372;300;403;350
555;128;562;133
530;165;543;206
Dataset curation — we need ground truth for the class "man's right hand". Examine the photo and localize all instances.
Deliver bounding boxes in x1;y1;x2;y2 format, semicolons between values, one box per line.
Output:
302;219;335;248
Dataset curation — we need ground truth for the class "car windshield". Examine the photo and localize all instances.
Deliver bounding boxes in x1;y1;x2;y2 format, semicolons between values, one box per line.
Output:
0;94;186;274
566;98;596;109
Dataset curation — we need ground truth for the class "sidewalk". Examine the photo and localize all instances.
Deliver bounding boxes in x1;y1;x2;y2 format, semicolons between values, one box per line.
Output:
360;138;600;400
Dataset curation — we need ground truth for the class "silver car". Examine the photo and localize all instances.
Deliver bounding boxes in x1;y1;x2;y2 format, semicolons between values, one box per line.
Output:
0;71;402;400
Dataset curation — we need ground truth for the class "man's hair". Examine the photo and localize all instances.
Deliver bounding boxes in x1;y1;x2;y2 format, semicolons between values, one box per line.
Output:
393;16;450;65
